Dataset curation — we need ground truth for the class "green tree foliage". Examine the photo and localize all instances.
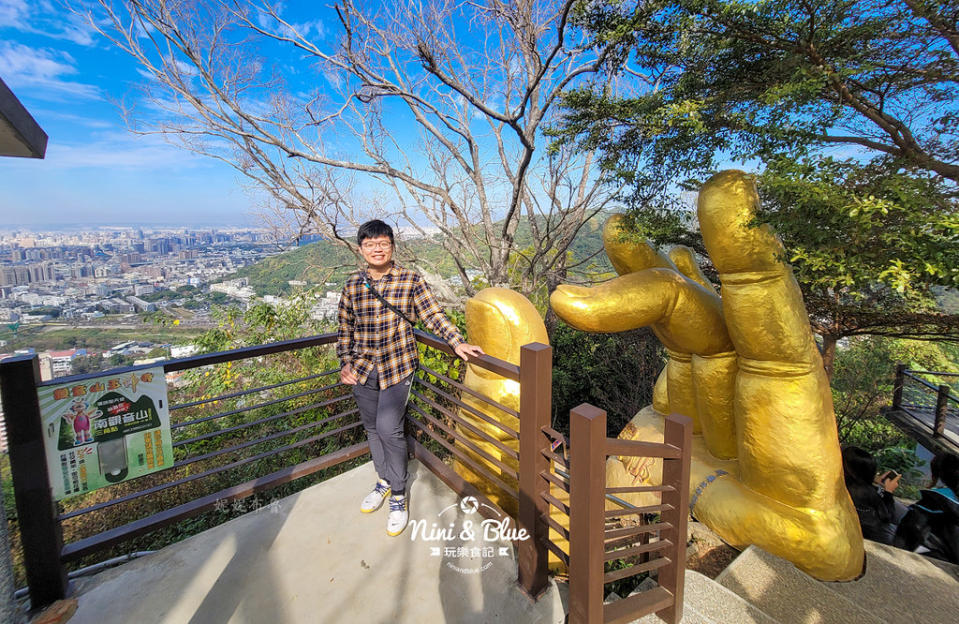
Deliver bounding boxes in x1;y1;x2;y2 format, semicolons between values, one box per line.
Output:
564;0;959;187
833;336;959;494
551;324;666;437
559;0;959;371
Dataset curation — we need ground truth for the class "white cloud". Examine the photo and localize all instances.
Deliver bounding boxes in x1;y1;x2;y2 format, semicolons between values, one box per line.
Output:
0;41;101;100
0;0;30;27
0;1;98;47
43;131;212;170
285;18;326;40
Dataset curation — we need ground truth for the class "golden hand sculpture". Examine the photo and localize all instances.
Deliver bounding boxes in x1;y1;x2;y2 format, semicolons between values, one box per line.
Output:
455;287;549;516
550;170;864;581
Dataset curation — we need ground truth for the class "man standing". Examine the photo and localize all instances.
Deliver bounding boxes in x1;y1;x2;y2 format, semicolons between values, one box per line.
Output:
337;219;484;536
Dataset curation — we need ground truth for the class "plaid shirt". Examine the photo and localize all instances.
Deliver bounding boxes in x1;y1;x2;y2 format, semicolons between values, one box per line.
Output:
337;263;465;389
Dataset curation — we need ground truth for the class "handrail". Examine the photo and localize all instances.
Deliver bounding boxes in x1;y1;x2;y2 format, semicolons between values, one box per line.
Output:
36;333;339;387
902;370;949;394
905;369;959;378
413;329;520;380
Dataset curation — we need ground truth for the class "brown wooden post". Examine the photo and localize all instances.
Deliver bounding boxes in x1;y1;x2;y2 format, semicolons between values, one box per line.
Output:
892;364;906;409
0;355;67;608
568;403;606;624
934;384;950;437
657;413;692;624
517;342;551;599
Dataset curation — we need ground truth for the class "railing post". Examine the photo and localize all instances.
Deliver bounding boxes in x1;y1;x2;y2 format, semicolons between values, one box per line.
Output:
934;384;950;437
0;355;67;609
892;364;906;409
568;403;606;624
518;342;551;599
657;413;692;624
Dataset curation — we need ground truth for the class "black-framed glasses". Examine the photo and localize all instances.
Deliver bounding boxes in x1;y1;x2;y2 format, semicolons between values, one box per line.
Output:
361;241;392;250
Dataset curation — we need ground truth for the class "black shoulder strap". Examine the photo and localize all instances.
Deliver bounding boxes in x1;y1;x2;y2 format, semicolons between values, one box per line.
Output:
363;273;417;326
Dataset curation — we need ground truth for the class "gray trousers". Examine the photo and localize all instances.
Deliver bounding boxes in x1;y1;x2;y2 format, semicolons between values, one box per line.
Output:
353;369;413;493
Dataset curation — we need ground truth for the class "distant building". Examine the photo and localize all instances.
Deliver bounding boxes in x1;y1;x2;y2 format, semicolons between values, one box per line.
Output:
127;296;156;312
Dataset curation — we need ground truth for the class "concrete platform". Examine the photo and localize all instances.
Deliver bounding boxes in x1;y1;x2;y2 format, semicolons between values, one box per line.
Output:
67;460;566;624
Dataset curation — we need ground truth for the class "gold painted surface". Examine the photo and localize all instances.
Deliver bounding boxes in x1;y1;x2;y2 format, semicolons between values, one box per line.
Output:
454;288;548;516
549;171;864;581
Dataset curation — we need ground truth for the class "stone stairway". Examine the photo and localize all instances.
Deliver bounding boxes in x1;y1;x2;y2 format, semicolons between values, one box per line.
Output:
614;540;959;624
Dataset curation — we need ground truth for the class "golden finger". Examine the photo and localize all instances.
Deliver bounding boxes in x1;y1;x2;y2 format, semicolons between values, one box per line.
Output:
667;245;716;294
603;214;675;275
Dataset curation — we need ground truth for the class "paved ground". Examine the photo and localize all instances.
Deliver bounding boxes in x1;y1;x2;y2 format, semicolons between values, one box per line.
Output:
68;460;567;624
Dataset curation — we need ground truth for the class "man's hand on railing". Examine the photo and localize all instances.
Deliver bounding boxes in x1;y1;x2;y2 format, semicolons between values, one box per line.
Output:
550;170;864;581
454;342;486;361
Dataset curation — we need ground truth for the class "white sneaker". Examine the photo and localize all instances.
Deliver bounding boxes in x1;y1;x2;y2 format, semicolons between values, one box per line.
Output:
386;495;409;536
361;480;391;513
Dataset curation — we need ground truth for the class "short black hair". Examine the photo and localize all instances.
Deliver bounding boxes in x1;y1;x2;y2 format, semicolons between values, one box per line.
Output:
842;446;877;487
931;452;959;492
357;219;394;246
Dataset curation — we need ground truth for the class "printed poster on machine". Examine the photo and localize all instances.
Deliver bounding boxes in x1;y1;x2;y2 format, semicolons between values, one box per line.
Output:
38;367;173;501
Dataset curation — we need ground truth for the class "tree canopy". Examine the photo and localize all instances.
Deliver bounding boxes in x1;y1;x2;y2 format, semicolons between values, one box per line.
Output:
559;0;959;370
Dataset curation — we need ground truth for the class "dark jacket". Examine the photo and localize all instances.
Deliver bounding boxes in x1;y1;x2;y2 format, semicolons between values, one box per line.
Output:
893;487;959;564
847;480;897;544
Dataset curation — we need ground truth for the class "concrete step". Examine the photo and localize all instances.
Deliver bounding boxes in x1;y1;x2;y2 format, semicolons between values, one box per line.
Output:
822;540;959;624
716;546;884;624
607;570;780;624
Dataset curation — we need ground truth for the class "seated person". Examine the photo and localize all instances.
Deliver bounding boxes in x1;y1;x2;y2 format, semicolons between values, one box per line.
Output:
842;446;904;544
894;452;959;564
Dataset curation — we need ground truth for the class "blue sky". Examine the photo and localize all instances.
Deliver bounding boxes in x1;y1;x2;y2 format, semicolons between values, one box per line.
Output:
0;1;331;228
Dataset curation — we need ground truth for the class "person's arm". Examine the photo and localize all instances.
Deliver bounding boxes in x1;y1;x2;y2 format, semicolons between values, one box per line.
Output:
336;284;358;384
411;276;484;360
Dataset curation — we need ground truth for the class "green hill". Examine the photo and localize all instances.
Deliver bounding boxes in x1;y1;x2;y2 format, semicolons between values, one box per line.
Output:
230;214;613;297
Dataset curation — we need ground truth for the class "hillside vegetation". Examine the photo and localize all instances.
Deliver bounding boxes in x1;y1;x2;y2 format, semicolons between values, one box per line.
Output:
230;215;613;296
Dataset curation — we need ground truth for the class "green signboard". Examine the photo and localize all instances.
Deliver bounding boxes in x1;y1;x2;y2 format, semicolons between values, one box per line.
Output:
38;367;173;501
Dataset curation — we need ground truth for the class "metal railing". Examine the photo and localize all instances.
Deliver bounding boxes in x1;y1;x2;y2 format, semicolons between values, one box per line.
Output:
892;364;959;440
2;330;693;623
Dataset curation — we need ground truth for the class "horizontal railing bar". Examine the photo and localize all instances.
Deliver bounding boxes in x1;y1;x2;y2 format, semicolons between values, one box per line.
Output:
541;512;570;542
542;491;570;517
541;426;568;446
409;438;508;524
541;448;569;469
603;522;673;542
38;334;339;387
605;485;675;495
902;372;947;394
604;522;672;543
603;587;673;624
60;441;369;562
604;539;672;562
606;503;673;519
164;335;338;373
604;555;670;583
406;396;519;481
906;369;959;378
416;362;520;419
541;469;570;494
174;394;352;447
544;539;569;567
171;369;338;411
407;408;519;501
409;388;519;462
172;382;344;431
175;409;359;469
413;374;519;440
413;329;519;381
605;438;682;459
59;420;363;521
